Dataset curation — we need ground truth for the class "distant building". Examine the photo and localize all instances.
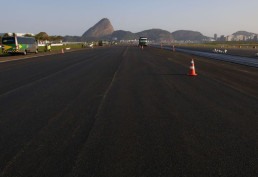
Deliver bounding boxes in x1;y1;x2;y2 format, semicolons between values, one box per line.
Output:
225;34;249;41
235;35;245;41
219;35;226;41
214;34;217;41
226;35;234;41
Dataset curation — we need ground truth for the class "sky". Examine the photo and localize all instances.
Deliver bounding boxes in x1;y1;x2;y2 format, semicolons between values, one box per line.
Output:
1;0;258;37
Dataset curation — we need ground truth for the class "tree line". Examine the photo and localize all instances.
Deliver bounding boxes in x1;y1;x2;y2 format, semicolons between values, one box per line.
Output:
33;32;63;42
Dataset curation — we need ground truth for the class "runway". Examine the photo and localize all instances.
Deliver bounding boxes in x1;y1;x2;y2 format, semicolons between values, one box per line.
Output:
0;46;257;177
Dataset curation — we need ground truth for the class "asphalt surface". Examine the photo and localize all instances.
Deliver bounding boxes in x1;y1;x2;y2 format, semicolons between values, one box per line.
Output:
153;45;258;67
0;46;257;177
175;48;258;68
174;45;258;58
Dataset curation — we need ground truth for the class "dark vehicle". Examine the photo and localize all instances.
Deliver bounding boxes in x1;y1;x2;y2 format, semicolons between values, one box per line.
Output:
98;40;110;46
139;37;148;46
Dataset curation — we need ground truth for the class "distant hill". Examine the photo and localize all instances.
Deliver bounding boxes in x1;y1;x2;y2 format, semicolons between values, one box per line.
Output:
82;18;114;40
111;30;138;40
172;30;209;41
63;36;82;42
64;18;220;42
137;29;173;42
232;31;257;37
79;19;210;42
111;29;173;42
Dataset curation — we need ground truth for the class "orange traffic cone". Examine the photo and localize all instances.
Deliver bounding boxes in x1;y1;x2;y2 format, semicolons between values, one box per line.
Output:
188;59;197;76
61;48;64;54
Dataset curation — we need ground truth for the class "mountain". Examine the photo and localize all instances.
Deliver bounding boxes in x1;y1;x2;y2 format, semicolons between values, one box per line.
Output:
79;19;211;42
111;30;138;40
172;30;209;41
63;35;82;42
111;29;173;42
77;18;213;42
82;18;114;40
137;29;173;42
232;31;257;37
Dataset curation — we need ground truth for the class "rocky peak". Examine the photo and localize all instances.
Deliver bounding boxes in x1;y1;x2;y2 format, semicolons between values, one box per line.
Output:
82;18;114;40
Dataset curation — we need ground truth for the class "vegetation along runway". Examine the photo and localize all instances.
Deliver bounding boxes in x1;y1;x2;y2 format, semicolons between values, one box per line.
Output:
0;46;257;177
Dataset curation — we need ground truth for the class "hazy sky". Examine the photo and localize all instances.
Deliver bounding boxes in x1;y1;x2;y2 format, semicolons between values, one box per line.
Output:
1;0;258;37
